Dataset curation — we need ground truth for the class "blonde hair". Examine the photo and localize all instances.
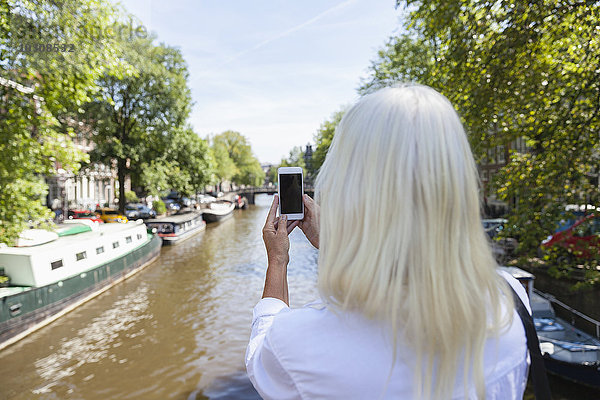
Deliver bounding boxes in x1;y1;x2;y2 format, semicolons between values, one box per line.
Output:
315;84;514;399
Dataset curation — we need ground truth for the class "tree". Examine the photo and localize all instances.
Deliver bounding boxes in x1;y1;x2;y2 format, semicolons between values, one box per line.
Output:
279;146;306;169
0;0;127;244
211;139;237;187
311;109;346;175
87;36;193;213
361;1;600;267
163;127;215;196
268;146;307;186
358;34;436;95
212;131;265;186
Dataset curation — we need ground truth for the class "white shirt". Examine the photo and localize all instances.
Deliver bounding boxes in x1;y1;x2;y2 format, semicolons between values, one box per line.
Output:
246;271;530;399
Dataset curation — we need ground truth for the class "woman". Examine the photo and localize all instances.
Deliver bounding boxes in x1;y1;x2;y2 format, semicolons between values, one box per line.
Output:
246;85;529;399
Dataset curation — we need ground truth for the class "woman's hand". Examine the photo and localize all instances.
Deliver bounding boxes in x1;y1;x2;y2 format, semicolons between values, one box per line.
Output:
262;195;299;265
262;195;298;304
299;194;320;249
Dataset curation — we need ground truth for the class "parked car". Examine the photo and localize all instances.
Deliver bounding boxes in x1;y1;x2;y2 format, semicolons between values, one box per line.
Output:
162;199;181;212
133;204;156;219
95;208;128;223
197;194;216;204
68;209;103;224
125;204;157;219
482;218;518;260
482;218;507;239
125;204;140;220
541;214;600;259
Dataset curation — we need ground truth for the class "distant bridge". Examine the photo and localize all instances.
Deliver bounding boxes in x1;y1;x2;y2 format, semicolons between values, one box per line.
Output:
236;187;314;205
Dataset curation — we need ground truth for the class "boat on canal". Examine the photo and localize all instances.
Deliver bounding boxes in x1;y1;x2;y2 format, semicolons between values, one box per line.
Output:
0;220;162;350
144;210;205;245
202;200;235;223
500;266;600;389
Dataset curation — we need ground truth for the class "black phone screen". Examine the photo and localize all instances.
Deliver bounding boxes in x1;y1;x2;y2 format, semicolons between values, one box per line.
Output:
279;173;303;214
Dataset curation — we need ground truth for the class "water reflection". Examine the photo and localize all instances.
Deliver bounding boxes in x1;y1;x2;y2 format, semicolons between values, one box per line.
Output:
32;285;152;395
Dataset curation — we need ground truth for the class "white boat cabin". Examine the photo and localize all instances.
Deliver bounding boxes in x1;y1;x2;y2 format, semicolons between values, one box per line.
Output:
0;222;149;288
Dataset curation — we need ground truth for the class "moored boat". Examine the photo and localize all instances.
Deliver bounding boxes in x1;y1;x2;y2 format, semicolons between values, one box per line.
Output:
0;221;161;350
202;200;235;223
500;266;600;389
145;210;205;245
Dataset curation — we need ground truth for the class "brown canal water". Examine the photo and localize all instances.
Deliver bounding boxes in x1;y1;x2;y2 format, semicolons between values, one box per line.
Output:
0;194;598;399
0;195;318;400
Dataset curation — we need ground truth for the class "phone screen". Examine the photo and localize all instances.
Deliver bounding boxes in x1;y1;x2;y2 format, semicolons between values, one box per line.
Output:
279;173;303;214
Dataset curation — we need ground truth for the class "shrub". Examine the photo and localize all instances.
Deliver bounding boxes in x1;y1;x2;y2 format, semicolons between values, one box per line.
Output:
125;190;139;203
153;200;166;215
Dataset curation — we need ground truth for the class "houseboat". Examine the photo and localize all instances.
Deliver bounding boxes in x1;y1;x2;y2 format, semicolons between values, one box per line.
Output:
500;266;600;388
144;210;205;245
0;220;161;350
202;201;235;223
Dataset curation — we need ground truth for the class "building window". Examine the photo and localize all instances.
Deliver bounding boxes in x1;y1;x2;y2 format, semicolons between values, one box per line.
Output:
482;170;489;181
487;148;495;164
126;236;132;244
497;145;505;163
137;234;143;240
76;251;87;261
514;137;527;153
96;246;104;255
51;259;64;270
112;241;119;249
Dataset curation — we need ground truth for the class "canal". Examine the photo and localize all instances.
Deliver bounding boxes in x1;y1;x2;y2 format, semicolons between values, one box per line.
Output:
0;194;597;399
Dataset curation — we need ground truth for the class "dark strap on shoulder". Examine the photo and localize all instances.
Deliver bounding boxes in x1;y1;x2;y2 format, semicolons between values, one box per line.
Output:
508;284;552;400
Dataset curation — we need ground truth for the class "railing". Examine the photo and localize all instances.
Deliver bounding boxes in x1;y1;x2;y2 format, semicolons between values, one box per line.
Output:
534;288;600;339
537;335;600;352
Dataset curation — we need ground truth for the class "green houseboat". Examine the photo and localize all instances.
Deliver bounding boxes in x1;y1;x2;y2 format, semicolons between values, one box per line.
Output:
0;220;161;350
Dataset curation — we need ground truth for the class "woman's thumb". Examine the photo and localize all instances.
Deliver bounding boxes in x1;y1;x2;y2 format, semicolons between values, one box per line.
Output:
278;215;287;232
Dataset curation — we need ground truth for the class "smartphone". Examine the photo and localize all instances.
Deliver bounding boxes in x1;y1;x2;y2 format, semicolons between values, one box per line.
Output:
277;167;304;220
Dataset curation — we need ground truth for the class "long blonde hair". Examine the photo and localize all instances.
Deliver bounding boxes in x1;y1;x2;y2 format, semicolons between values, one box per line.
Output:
315;84;514;399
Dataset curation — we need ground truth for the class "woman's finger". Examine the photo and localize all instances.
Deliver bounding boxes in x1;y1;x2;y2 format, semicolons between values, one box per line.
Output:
303;194;313;217
287;220;299;234
264;195;279;230
278;215;287;233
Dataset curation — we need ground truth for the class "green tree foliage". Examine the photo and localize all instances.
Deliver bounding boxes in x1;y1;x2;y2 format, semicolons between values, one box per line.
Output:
173;129;215;196
212;131;265;186
124;190;138;203
140;127;214;197
362;1;600;265
279;146;306;169
311;109;346;175
359;34;436;95
86;36;193;213
139;159;176;198
266;165;278;185
269;146;307;185
152;199;166;215
0;0;127;244
211;139;237;185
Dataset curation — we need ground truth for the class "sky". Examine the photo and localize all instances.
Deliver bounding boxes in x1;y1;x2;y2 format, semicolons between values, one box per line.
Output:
118;0;404;164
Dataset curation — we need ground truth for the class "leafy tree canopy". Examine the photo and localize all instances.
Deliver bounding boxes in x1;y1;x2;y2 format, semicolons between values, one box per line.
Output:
211;139;237;184
311;109;346;175
279;146;306;170
86;34;193;213
360;1;600;267
0;0;129;244
212;131;265;186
